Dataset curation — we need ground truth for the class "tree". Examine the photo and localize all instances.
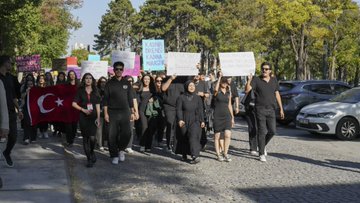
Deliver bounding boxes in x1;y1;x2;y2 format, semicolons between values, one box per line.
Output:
71;49;95;66
94;0;135;57
0;0;82;68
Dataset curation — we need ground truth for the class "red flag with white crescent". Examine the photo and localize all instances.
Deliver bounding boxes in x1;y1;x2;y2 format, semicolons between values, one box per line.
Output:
28;84;79;125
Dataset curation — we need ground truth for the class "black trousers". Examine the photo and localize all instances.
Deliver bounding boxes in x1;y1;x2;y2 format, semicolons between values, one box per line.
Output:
108;109;131;158
3;111;17;155
178;123;201;158
23;110;37;141
255;107;276;155
140;116;162;149
245;108;258;151
65;122;77;144
79;115;97;161
164;107;176;149
37;122;48;133
155;115;166;143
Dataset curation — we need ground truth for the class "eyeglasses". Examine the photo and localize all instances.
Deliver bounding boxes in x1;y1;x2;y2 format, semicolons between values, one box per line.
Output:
261;68;270;71
114;68;124;71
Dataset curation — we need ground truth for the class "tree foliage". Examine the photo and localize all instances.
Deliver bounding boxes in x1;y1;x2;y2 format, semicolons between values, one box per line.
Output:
0;0;82;68
93;0;135;57
94;0;360;82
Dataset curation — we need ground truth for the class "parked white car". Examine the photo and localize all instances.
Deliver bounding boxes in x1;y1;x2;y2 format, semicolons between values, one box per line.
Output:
296;87;360;140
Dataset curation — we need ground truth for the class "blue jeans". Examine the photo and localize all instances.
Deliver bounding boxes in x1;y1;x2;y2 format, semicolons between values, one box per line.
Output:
255;106;276;156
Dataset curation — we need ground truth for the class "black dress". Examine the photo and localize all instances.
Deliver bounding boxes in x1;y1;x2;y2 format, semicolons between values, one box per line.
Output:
213;90;232;133
175;93;204;158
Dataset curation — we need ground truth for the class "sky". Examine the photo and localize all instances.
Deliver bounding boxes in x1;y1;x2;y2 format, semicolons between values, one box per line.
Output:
67;0;145;55
67;0;360;56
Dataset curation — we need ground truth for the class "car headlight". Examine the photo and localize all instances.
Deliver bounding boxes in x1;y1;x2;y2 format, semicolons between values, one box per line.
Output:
317;112;336;118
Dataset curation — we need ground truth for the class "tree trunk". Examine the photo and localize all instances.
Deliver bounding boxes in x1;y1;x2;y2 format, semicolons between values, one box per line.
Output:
354;66;359;87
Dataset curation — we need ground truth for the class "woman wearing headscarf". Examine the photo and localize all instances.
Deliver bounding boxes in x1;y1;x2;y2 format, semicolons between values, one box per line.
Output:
175;80;205;164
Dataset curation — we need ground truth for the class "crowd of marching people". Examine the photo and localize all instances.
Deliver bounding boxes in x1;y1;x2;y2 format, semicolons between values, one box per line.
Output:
0;55;284;175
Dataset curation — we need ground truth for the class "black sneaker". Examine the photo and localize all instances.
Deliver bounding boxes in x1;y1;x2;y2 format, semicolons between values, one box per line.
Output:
2;152;14;167
91;152;97;163
86;160;93;168
190;157;200;164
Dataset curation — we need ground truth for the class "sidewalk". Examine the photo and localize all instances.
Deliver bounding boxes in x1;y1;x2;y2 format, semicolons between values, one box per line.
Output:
0;129;73;203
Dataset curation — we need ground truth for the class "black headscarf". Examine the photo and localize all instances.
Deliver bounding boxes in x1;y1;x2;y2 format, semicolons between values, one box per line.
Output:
184;80;195;100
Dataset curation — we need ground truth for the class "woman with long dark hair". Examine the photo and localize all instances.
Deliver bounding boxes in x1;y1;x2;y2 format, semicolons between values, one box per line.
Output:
95;76;107;151
65;70;79;146
175;81;205;164
137;74;158;152
154;75;166;146
20;79;37;144
213;76;234;162
56;72;67;85
72;73;101;168
36;74;49;139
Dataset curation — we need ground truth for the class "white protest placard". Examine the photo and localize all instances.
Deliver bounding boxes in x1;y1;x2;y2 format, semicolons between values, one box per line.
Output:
81;61;108;79
166;52;200;76
111;50;135;70
219;52;256;76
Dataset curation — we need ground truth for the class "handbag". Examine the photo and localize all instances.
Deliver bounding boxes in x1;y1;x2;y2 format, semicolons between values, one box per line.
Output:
241;90;255;107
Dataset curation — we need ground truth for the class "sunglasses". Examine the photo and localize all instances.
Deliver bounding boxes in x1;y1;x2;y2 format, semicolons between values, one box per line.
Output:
156;80;162;82
261;68;270;71
114;68;124;71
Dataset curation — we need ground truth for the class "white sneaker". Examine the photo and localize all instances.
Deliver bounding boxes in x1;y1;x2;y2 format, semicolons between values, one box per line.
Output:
0;138;6;143
99;147;104;151
119;151;125;162
43;132;49;139
259;155;267;162
250;151;259;156
112;157;119;165
125;148;134;154
139;146;145;152
24;139;30;145
264;148;268;156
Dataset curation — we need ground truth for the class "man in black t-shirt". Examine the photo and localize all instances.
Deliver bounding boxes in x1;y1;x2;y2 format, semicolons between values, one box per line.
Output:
103;61;138;165
245;62;284;162
0;55;23;168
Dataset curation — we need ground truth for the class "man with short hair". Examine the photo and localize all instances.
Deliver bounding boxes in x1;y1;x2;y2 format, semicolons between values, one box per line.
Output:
0;55;22;167
245;62;284;162
103;61;138;165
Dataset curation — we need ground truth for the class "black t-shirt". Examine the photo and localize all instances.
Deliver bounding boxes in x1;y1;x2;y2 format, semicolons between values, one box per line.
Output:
74;88;101;118
0;73;16;112
250;76;279;109
103;77;134;110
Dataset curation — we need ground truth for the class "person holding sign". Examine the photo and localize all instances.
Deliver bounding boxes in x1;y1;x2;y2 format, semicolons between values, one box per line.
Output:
162;75;186;151
72;73;101;168
245;62;284;162
213;76;234;162
103;61;138;165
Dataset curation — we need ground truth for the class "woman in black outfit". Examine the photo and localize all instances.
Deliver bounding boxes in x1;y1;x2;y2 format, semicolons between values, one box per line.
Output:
137;74;157;152
95;76;107;151
36;75;49;139
20;79;37;144
175;81;205;164
213;76;234;162
53;71;67;137
154;75;166;146
65;70;79;146
72;73;101;168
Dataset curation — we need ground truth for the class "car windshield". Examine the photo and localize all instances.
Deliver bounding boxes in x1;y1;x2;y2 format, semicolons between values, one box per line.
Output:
330;88;360;103
279;83;295;92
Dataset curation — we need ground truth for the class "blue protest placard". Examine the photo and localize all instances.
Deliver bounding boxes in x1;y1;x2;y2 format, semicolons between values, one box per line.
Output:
88;54;101;61
142;39;165;71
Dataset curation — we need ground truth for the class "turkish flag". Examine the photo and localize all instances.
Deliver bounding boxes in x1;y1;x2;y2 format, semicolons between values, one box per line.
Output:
28;84;79;125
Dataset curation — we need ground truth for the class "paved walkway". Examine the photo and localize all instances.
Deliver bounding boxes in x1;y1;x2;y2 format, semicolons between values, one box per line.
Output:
1;119;360;202
0;130;73;203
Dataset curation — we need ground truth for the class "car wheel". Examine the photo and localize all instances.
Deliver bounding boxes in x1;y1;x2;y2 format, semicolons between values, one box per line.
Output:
277;119;293;125
335;117;359;140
